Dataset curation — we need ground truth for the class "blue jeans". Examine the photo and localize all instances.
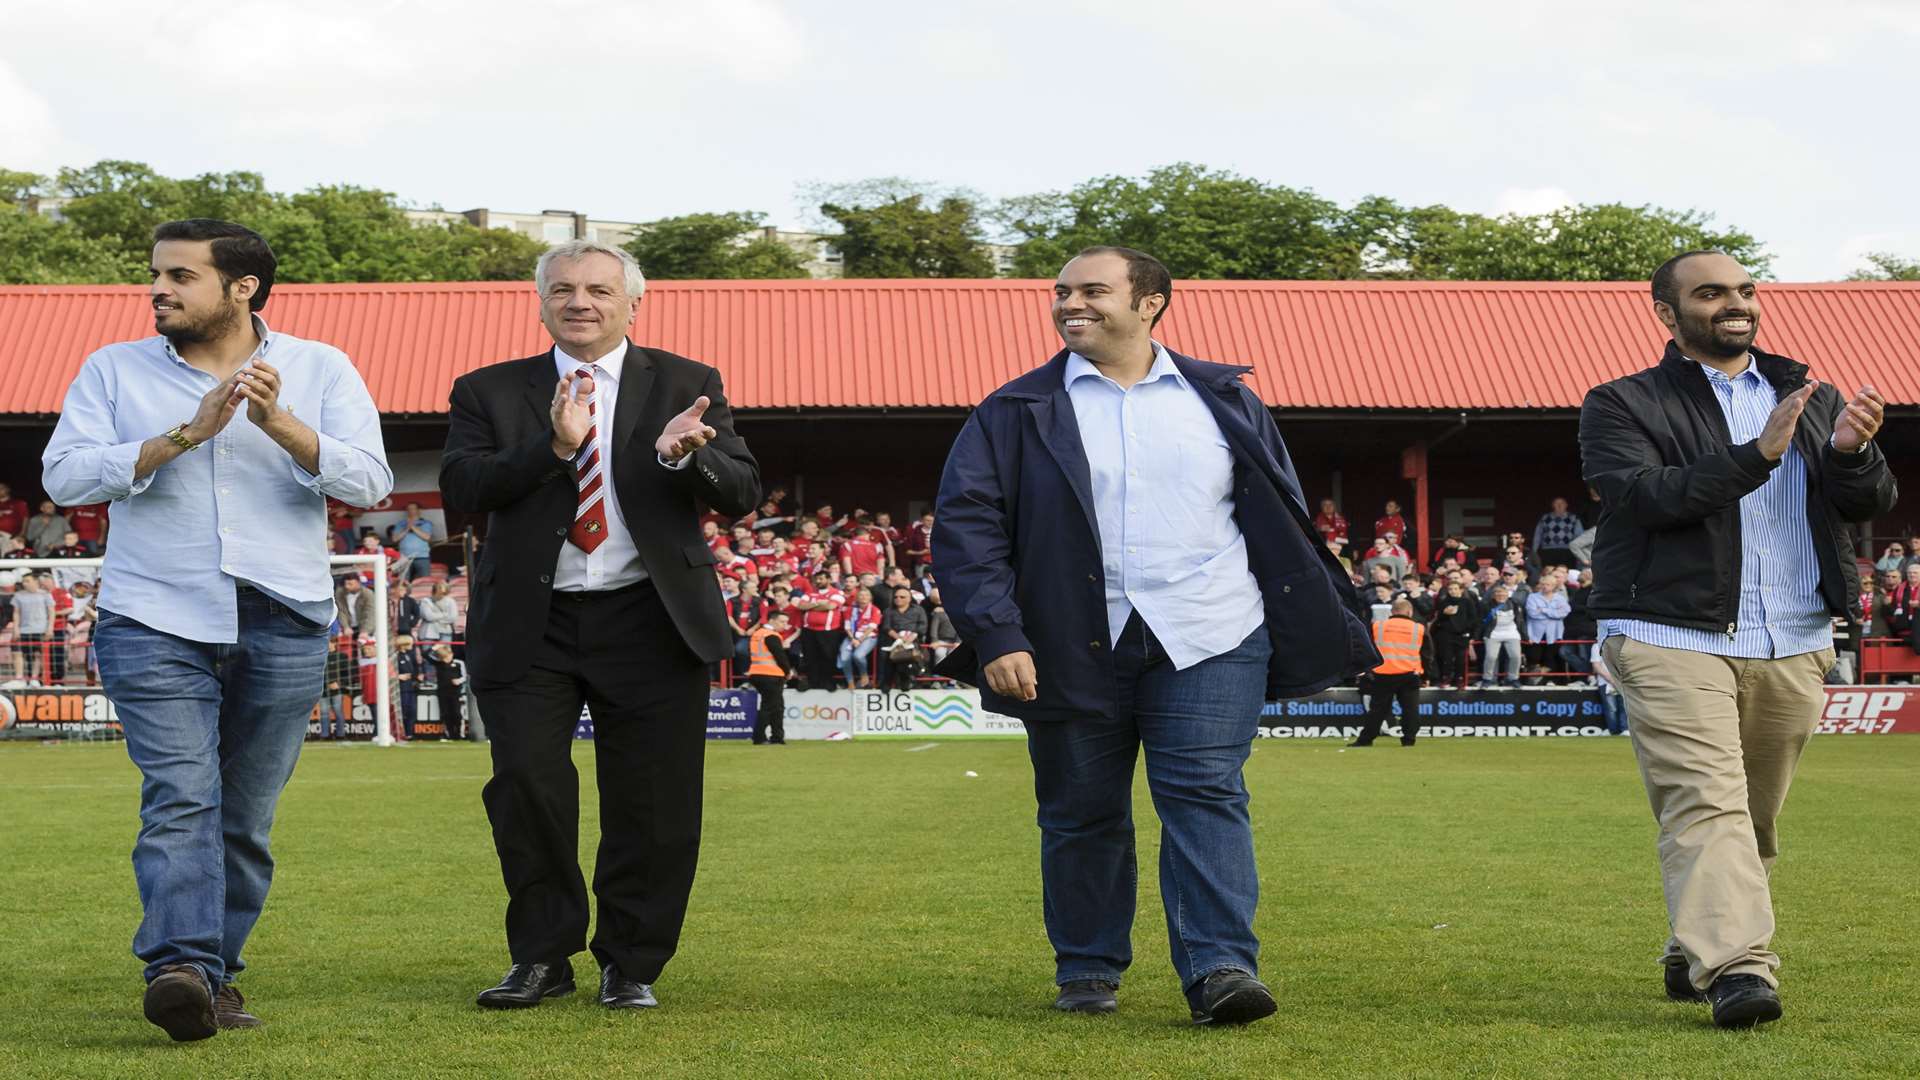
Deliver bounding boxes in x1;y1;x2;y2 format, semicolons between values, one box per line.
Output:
92;586;331;985
321;691;350;738
1024;616;1272;990
1602;691;1628;734
838;636;877;684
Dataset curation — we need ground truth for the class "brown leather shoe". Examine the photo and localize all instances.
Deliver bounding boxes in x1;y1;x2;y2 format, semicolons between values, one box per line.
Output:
143;964;217;1042
214;984;262;1029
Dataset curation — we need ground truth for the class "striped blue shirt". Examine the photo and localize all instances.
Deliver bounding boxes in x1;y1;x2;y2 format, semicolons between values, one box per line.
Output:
1600;355;1830;659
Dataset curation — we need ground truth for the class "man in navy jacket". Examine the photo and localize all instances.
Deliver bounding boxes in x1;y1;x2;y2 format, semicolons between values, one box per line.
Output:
933;247;1376;1025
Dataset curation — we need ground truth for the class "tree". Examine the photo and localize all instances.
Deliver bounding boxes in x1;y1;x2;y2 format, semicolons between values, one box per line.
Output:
1412;203;1772;281
1004;163;1346;279
818;195;994;278
0;205;126;283
1847;252;1920;281
624;211;808;279
0;169;46;206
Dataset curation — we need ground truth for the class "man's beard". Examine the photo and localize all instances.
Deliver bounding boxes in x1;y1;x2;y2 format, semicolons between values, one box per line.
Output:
158;300;245;346
1678;308;1758;360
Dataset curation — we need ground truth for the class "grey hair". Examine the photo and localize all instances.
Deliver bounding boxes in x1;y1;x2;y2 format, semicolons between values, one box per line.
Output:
535;240;647;300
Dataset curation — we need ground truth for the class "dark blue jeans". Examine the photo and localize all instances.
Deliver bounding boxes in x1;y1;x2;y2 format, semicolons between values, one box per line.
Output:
92;586;331;985
1025;616;1271;990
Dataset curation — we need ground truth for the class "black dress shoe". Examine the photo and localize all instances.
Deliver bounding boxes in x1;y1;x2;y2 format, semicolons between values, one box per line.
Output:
1053;980;1118;1014
144;963;218;1042
1187;968;1277;1025
1664;957;1706;1003
476;960;575;1009
599;964;658;1009
1707;973;1782;1029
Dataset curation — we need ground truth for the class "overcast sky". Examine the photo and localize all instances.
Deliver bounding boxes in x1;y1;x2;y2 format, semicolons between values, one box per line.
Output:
5;0;1915;280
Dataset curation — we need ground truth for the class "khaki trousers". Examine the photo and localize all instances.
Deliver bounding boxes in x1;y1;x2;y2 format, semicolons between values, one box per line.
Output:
1602;635;1833;991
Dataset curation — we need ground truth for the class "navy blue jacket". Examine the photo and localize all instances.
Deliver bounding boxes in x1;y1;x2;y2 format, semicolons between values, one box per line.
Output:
932;349;1379;723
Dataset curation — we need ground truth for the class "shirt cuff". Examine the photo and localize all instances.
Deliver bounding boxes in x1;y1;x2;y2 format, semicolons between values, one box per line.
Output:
105;440;154;499
657;451;693;471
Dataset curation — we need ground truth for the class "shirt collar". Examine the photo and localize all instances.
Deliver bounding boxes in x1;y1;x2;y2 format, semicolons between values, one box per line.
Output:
555;340;628;384
1065;341;1181;389
1686;352;1759;384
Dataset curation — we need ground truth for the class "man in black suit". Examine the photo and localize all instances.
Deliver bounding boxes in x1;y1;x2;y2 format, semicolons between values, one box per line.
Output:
440;240;759;1012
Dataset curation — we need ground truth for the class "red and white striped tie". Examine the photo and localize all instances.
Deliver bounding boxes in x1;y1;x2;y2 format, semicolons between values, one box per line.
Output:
568;366;609;553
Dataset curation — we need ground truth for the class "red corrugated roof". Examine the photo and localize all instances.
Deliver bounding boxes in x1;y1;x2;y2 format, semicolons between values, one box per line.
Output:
3;279;1917;414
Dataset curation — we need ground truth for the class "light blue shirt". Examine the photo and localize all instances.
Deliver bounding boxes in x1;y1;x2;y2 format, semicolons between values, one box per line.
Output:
1601;355;1829;659
42;316;393;643
1065;343;1265;670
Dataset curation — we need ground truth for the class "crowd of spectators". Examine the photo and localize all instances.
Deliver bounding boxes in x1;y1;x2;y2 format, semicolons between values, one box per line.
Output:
7;471;1919;702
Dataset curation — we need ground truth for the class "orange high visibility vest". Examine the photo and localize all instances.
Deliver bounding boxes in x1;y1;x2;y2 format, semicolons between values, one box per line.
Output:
1372;617;1425;675
747;627;786;677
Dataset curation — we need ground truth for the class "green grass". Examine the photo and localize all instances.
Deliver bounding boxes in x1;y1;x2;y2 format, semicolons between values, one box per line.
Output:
1;736;1916;1079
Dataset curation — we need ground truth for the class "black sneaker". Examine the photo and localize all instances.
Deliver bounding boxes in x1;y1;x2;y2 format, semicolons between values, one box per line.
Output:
1664;957;1706;1003
1053;980;1118;1014
1707;974;1782;1029
1186;968;1277;1026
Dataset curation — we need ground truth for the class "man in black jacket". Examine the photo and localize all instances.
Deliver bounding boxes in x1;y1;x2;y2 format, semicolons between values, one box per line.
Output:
441;241;759;1013
1579;251;1896;1029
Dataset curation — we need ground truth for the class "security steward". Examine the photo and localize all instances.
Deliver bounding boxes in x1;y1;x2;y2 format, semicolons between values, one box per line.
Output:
1352;598;1425;746
745;610;793;745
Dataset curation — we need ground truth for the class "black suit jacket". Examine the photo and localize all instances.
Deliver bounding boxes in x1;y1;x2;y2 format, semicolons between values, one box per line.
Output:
440;343;760;682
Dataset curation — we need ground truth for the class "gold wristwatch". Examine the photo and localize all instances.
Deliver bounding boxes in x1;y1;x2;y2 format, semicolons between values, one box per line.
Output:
164;423;201;452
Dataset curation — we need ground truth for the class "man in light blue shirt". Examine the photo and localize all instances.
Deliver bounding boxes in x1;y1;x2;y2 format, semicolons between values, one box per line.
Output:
41;219;391;1041
390;501;435;581
935;247;1380;1025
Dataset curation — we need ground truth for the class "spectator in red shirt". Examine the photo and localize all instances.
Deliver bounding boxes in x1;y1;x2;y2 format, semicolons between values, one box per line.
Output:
726;577;770;678
1313;498;1348;545
327;500;358;554
798;541;832;581
356;532;401;583
64;502;108;548
0;483;28;537
1431;535;1473;572
813;504;842;534
794;571;848;689
761;536;800;579
1373;500;1408;547
750;528;778;567
840;529;886;579
872;511;903;551
837;586;883;689
903;511;934;569
702;519;729;555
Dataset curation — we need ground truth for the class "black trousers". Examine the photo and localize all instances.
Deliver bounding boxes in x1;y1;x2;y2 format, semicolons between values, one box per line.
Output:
748;675;785;744
472;579;709;982
1433;633;1470;687
437;689;464;740
1356;672;1422;745
800;628;841;689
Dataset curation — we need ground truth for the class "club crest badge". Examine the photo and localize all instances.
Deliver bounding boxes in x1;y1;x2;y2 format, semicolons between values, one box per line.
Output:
585;520;603;534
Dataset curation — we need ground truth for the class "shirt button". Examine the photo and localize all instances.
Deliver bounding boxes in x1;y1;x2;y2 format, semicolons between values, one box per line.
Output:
539;573;552;584
1128;547;1137;554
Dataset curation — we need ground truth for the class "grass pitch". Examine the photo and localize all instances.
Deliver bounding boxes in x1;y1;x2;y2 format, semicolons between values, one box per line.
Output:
1;735;1915;1079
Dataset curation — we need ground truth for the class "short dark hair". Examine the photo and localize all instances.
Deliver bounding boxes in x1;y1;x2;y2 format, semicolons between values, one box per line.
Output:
152;219;277;312
1650;250;1721;311
1075;245;1173;327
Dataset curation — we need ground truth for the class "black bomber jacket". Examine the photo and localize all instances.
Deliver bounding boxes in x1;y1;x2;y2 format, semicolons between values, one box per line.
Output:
1578;342;1898;635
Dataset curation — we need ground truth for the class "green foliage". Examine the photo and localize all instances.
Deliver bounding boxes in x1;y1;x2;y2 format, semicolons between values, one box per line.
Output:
819;193;996;278
625;211;809;280
1;739;1916;1077
1005;163;1772;282
1847;252;1920;281
0;162;549;286
0;205;126;283
1004;163;1346;279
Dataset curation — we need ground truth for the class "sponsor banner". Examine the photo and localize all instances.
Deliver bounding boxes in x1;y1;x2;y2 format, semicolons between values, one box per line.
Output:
571;689;757;740
765;688;1027;741
1261;685;1920;738
10;685;1918;740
